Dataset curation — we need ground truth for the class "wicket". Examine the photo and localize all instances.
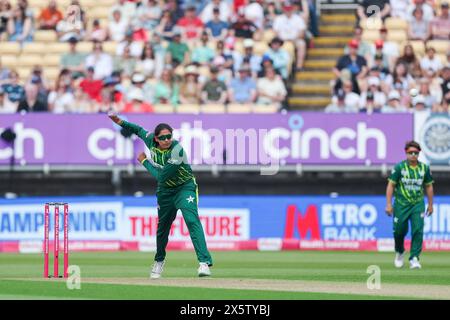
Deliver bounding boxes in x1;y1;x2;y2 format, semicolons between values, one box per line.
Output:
44;203;69;278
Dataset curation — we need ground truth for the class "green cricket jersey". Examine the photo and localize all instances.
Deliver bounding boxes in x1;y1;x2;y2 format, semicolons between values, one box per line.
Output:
388;160;434;206
121;120;194;190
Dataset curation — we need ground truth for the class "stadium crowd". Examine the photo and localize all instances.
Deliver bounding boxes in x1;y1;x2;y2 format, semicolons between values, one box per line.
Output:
0;0;316;113
327;0;450;114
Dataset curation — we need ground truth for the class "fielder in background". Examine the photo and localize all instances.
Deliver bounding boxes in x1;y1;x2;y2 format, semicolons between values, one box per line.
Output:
108;113;213;278
385;141;434;269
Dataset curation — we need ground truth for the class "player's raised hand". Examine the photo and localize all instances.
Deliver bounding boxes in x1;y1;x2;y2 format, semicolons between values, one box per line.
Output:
108;112;122;125
385;204;393;216
137;152;147;163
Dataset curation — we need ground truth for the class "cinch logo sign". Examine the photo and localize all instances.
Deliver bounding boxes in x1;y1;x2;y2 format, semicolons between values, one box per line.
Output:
284;203;379;241
0;123;44;160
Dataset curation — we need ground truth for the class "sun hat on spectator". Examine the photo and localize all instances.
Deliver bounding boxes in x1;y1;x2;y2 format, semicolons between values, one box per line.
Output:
128;88;145;101
184;65;199;76
413;95;426;106
172;27;182;37
243;39;254;48
132;73;145;84
368;76;380;87
238;64;251;73
388;90;401;101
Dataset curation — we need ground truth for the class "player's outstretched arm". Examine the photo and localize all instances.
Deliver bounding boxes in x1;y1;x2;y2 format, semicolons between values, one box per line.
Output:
108;113;124;126
107;112;151;141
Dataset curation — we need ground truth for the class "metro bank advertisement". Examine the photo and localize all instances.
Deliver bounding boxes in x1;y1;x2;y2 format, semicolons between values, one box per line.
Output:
0;196;449;246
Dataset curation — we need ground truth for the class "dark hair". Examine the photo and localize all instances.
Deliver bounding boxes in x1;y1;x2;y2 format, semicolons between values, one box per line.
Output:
154;123;173;137
393;62;408;81
270;37;284;47
141;43;155;60
413;7;423;15
15;7;27;22
404;140;421;151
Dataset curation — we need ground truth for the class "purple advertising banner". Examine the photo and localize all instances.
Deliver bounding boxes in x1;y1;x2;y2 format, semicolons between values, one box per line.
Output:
0;113;413;166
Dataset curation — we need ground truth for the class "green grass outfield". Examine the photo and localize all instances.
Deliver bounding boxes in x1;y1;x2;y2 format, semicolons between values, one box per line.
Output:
1;251;450;300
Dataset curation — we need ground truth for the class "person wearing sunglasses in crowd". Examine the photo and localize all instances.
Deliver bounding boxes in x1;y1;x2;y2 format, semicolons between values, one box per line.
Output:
385;141;434;270
108;113;213;279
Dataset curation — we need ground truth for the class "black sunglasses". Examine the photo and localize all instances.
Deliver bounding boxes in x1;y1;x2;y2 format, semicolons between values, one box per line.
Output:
157;134;172;141
406;151;419;156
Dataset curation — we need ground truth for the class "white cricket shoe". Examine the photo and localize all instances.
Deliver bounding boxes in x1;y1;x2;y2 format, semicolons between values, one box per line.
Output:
409;257;422;269
198;262;211;277
150;260;165;279
394;252;404;268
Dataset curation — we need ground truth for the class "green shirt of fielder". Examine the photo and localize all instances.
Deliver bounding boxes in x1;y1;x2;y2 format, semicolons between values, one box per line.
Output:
108;114;213;278
385;141;434;269
122;122;194;191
